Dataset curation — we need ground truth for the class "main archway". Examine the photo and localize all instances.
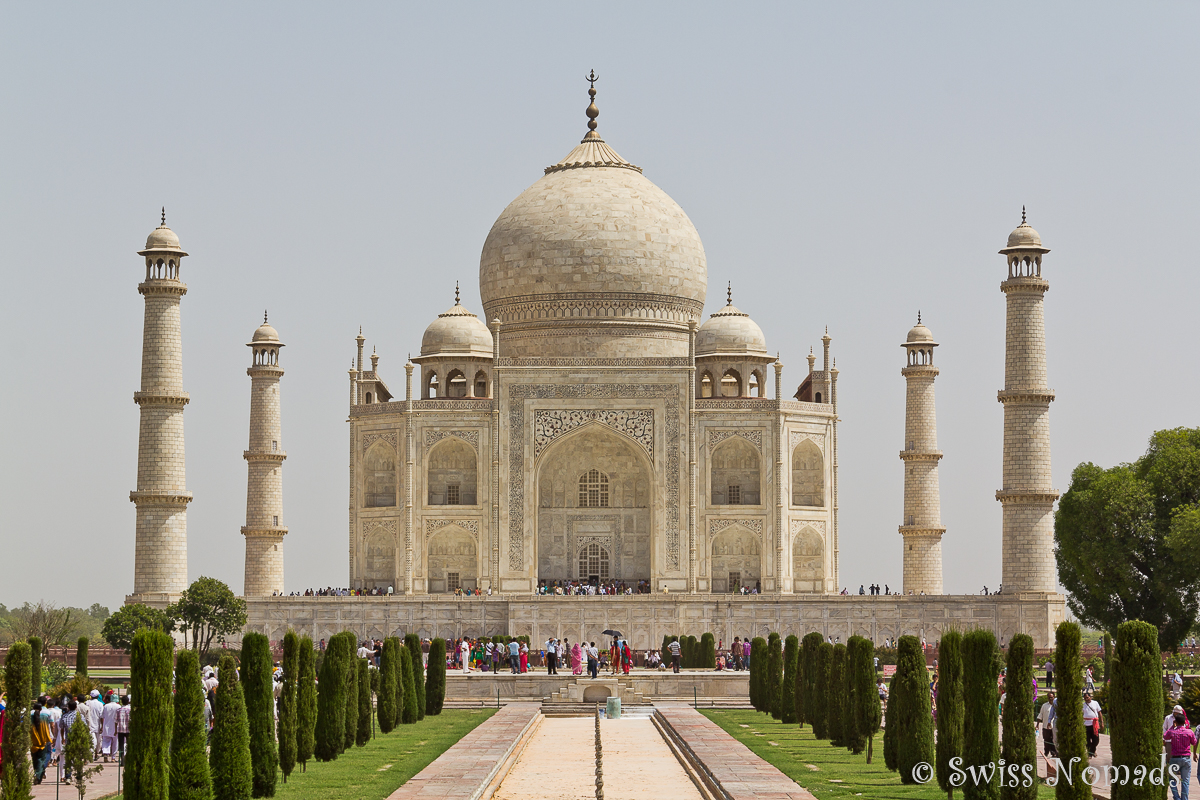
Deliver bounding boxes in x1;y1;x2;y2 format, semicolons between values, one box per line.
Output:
710;525;761;593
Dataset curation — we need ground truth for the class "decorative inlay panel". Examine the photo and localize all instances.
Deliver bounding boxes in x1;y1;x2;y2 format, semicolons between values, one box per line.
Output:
425;518;480;540
789;519;826;537
567;515;623;581
533;409;654;460
362;431;399;451
508;383;680;572
425;429;480;451
499;357;691;368
708;518;764;537
364;519;398;536
788;431;826;454
706;429;763;450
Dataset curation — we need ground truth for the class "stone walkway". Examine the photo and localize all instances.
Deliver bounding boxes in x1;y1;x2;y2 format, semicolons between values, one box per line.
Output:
656;705;815;800
33;759;122;799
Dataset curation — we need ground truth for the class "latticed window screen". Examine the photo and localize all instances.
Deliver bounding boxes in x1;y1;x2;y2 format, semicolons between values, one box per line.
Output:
446;484;460;505
578;469;610;508
578;543;610;581
447;572;460;591
727;484;741;505
729;572;741;592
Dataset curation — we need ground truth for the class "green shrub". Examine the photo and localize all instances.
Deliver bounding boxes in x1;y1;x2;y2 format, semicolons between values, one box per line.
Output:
76;636;89;676
278;631;299;782
342;650;360;753
961;630;999;800
296;637;317;769
850;636;881;761
812;642;832;739
48;674;112;703
1001;634;1036;800
169;649;212;800
65;711;101;799
209;653;252;800
661;635;675;667
356;659;371;746
936;630;964;796
700;633;717;669
768;633;783;719
1054;622;1089;800
828;643;848;746
896;635;933;785
2;641;33;800
781;635;799;724
127;629;173;800
399;647;418;724
883;673;899;771
28;636;42;696
749;637;766;711
377;638;398;733
404;634;425;721
801;633;823;728
425;639;447;716
242;632;278;797
1110;621;1163;800
387;637;405;728
314;633;347;761
794;634;808;727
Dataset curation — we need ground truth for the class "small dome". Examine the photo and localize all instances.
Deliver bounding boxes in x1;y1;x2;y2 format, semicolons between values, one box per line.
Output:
252;323;280;343
1006;221;1041;249
420;301;493;358
906;323;934;343
696;303;768;358
140;223;186;254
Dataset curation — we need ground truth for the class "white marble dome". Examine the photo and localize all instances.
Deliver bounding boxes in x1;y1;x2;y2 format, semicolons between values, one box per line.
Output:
1006;220;1042;249
142;223;184;253
696;302;768;358
421;301;493;358
252;321;281;343
906;322;934;343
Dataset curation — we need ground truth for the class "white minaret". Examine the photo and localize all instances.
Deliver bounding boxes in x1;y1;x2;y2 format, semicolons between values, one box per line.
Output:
131;210;192;597
997;210;1057;593
899;314;944;594
241;313;287;596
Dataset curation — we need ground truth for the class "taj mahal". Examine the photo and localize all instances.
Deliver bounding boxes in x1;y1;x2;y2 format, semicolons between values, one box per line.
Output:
126;78;1065;648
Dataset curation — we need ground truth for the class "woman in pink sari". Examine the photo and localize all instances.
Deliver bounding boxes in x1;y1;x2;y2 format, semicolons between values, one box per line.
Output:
519;640;529;673
571;642;583;675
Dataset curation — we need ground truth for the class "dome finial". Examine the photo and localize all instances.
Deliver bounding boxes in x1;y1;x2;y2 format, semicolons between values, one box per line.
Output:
1021;205;1026;224
917;310;921;325
455;281;460;305
585;70;600;136
727;281;732;305
161;206;166;226
264;310;268;324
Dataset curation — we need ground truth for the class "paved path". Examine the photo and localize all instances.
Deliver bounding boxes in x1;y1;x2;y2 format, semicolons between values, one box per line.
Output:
33;758;122;799
493;718;595;800
656;705;815;800
598;718;704;800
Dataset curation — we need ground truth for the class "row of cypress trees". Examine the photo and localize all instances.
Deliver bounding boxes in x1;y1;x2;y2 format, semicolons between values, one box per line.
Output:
658;633;719;669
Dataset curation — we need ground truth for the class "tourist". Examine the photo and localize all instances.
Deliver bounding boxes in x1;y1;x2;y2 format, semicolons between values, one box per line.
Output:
1164;709;1195;800
588;642;600;679
545;638;558;675
621;640;632;675
1037;690;1057;757
1084;665;1095;693
101;691;120;761
743;637;751;670
1044;659;1054;689
1082;691;1103;758
59;700;80;783
115;695;131;760
669;638;682;673
1171;672;1184;700
571;641;583;675
85;690;104;758
30;703;52;785
508;638;521;674
520;640;529;673
731;637;741;670
492;642;502;674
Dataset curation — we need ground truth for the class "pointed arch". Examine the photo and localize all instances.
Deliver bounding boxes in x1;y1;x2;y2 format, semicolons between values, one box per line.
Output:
792;526;824;593
427;524;477;593
364;441;397;507
425;371;439;399
710;436;760;506
710;525;761;592
474;370;489;398
720;369;742;397
363;526;396;589
700;371;714;398
791;439;825;507
427;437;476;505
445;369;467;398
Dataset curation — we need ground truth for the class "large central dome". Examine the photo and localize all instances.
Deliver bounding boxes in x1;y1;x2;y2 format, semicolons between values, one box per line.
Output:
479;83;707;359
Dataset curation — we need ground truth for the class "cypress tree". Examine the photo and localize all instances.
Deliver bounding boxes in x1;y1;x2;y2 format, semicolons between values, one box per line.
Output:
936;630;965;797
851;636;881;761
425;639;447;716
700;633;717;669
961;629;999;800
127;629;173;800
1103;631;1112;686
896;635;934;785
278;631;299;782
399;647;418;724
404;634;426;721
64;713;95;799
1001;634;1036;800
828;643;848;746
76;636;89;676
801;633;823;728
661;635;674;668
883;673;900;771
170;649;212;800
749;637;766;711
812;642;832;739
314;633;347;761
242;632;278;797
377;638;398;733
388;637;405;728
1054;622;1089;800
343;653;360;753
28;636;42;697
794;635;807;727
209;653;252;800
356;659;371;746
768;634;783;719
1110;620;1163;800
781;635;799;724
2;641;33;800
296;637;317;770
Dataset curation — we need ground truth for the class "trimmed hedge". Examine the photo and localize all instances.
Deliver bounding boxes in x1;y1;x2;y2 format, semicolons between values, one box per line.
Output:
278;630;299;782
426;638;447;716
1001;634;1036;800
1054;622;1089;800
343;651;360;753
76;636;89;676
935;630;964;795
399;646;418;724
170;648;213;800
2;641;33;800
314;632;348;761
768;633;783;719
793;634;807;727
850;635;881;760
700;633;717;669
127;629;173;800
828;642;848;746
1110;620;1163;800
404;634;426;721
801;633;823;728
961;629;999;800
895;635;933;785
296;637;317;769
243;632;279;797
356;658;371;746
209;653;253;800
781;635;799;724
378;638;398;733
883;673;899;771
749;637;766;711
812;642;832;739
28;636;42;697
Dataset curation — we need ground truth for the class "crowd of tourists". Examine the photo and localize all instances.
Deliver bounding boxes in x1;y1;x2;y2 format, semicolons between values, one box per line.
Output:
5;689;131;785
535;580;652;595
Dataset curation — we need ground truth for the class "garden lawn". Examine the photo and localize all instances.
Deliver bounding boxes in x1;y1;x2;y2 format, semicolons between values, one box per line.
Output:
700;710;1055;800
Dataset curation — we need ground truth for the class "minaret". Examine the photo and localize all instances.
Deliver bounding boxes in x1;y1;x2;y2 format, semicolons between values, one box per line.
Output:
899;314;944;594
997;210;1057;593
242;313;288;596
130;210;192;597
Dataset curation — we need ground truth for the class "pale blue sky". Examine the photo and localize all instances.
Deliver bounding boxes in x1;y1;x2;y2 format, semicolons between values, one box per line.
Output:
2;3;1197;609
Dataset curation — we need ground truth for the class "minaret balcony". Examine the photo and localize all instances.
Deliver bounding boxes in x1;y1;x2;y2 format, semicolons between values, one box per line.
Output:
133;392;189;406
129;490;193;505
241;526;289;538
898;450;942;462
996;389;1055;404
244;451;287;463
995;489;1060;504
898;524;946;536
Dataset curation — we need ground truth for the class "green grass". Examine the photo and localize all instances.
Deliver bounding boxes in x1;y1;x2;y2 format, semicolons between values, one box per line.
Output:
111;709;495;800
700;710;1056;800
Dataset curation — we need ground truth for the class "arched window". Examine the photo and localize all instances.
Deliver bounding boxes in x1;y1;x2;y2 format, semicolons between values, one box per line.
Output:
474;371;488;398
791;439;825;507
446;369;467;398
365;392;373;404
426;372;439;399
428;437;477;505
749;372;761;397
710;436;760;505
815;392;822;403
363;442;397;507
578;543;610;582
721;369;742;397
578;469;610;508
700;372;714;398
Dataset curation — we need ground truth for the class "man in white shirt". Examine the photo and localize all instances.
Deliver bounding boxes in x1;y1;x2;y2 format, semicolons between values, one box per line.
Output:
545;638;558;675
1037;691;1057;756
86;691;105;756
357;641;373;660
101;694;121;761
460;639;471;674
1082;692;1103;758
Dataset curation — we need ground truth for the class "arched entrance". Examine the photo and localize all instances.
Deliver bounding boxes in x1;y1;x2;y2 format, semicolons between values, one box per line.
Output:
710;525;761;593
427;525;478;593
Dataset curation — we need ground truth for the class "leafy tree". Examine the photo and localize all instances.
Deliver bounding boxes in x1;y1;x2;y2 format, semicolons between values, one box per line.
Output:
296;637;317;770
377;638;398;733
801;633;822;728
404;634;426;721
28;636;42;697
1054;622;1090;800
812;642;832;739
242;633;278;797
343;652;360;753
2;641;33;800
961;630;999;800
278;631;299;781
209;653;252;800
87;604;110;622
75;636;88;675
1001;634;1036;800
65;712;103;800
767;633;783;719
314;633;347;761
1056;428;1200;651
127;629;174;800
102;604;176;652
828;643;848;746
781;635;799;724
1;601;78;646
896;635;934;785
850;636;881;761
399;646;418;724
170;648;212;800
1109;621;1163;800
168;577;248;660
426;639;447;716
356;659;371;746
936;630;964;797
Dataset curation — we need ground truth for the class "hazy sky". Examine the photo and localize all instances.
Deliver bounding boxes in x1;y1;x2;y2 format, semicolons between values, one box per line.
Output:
2;4;1197;610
